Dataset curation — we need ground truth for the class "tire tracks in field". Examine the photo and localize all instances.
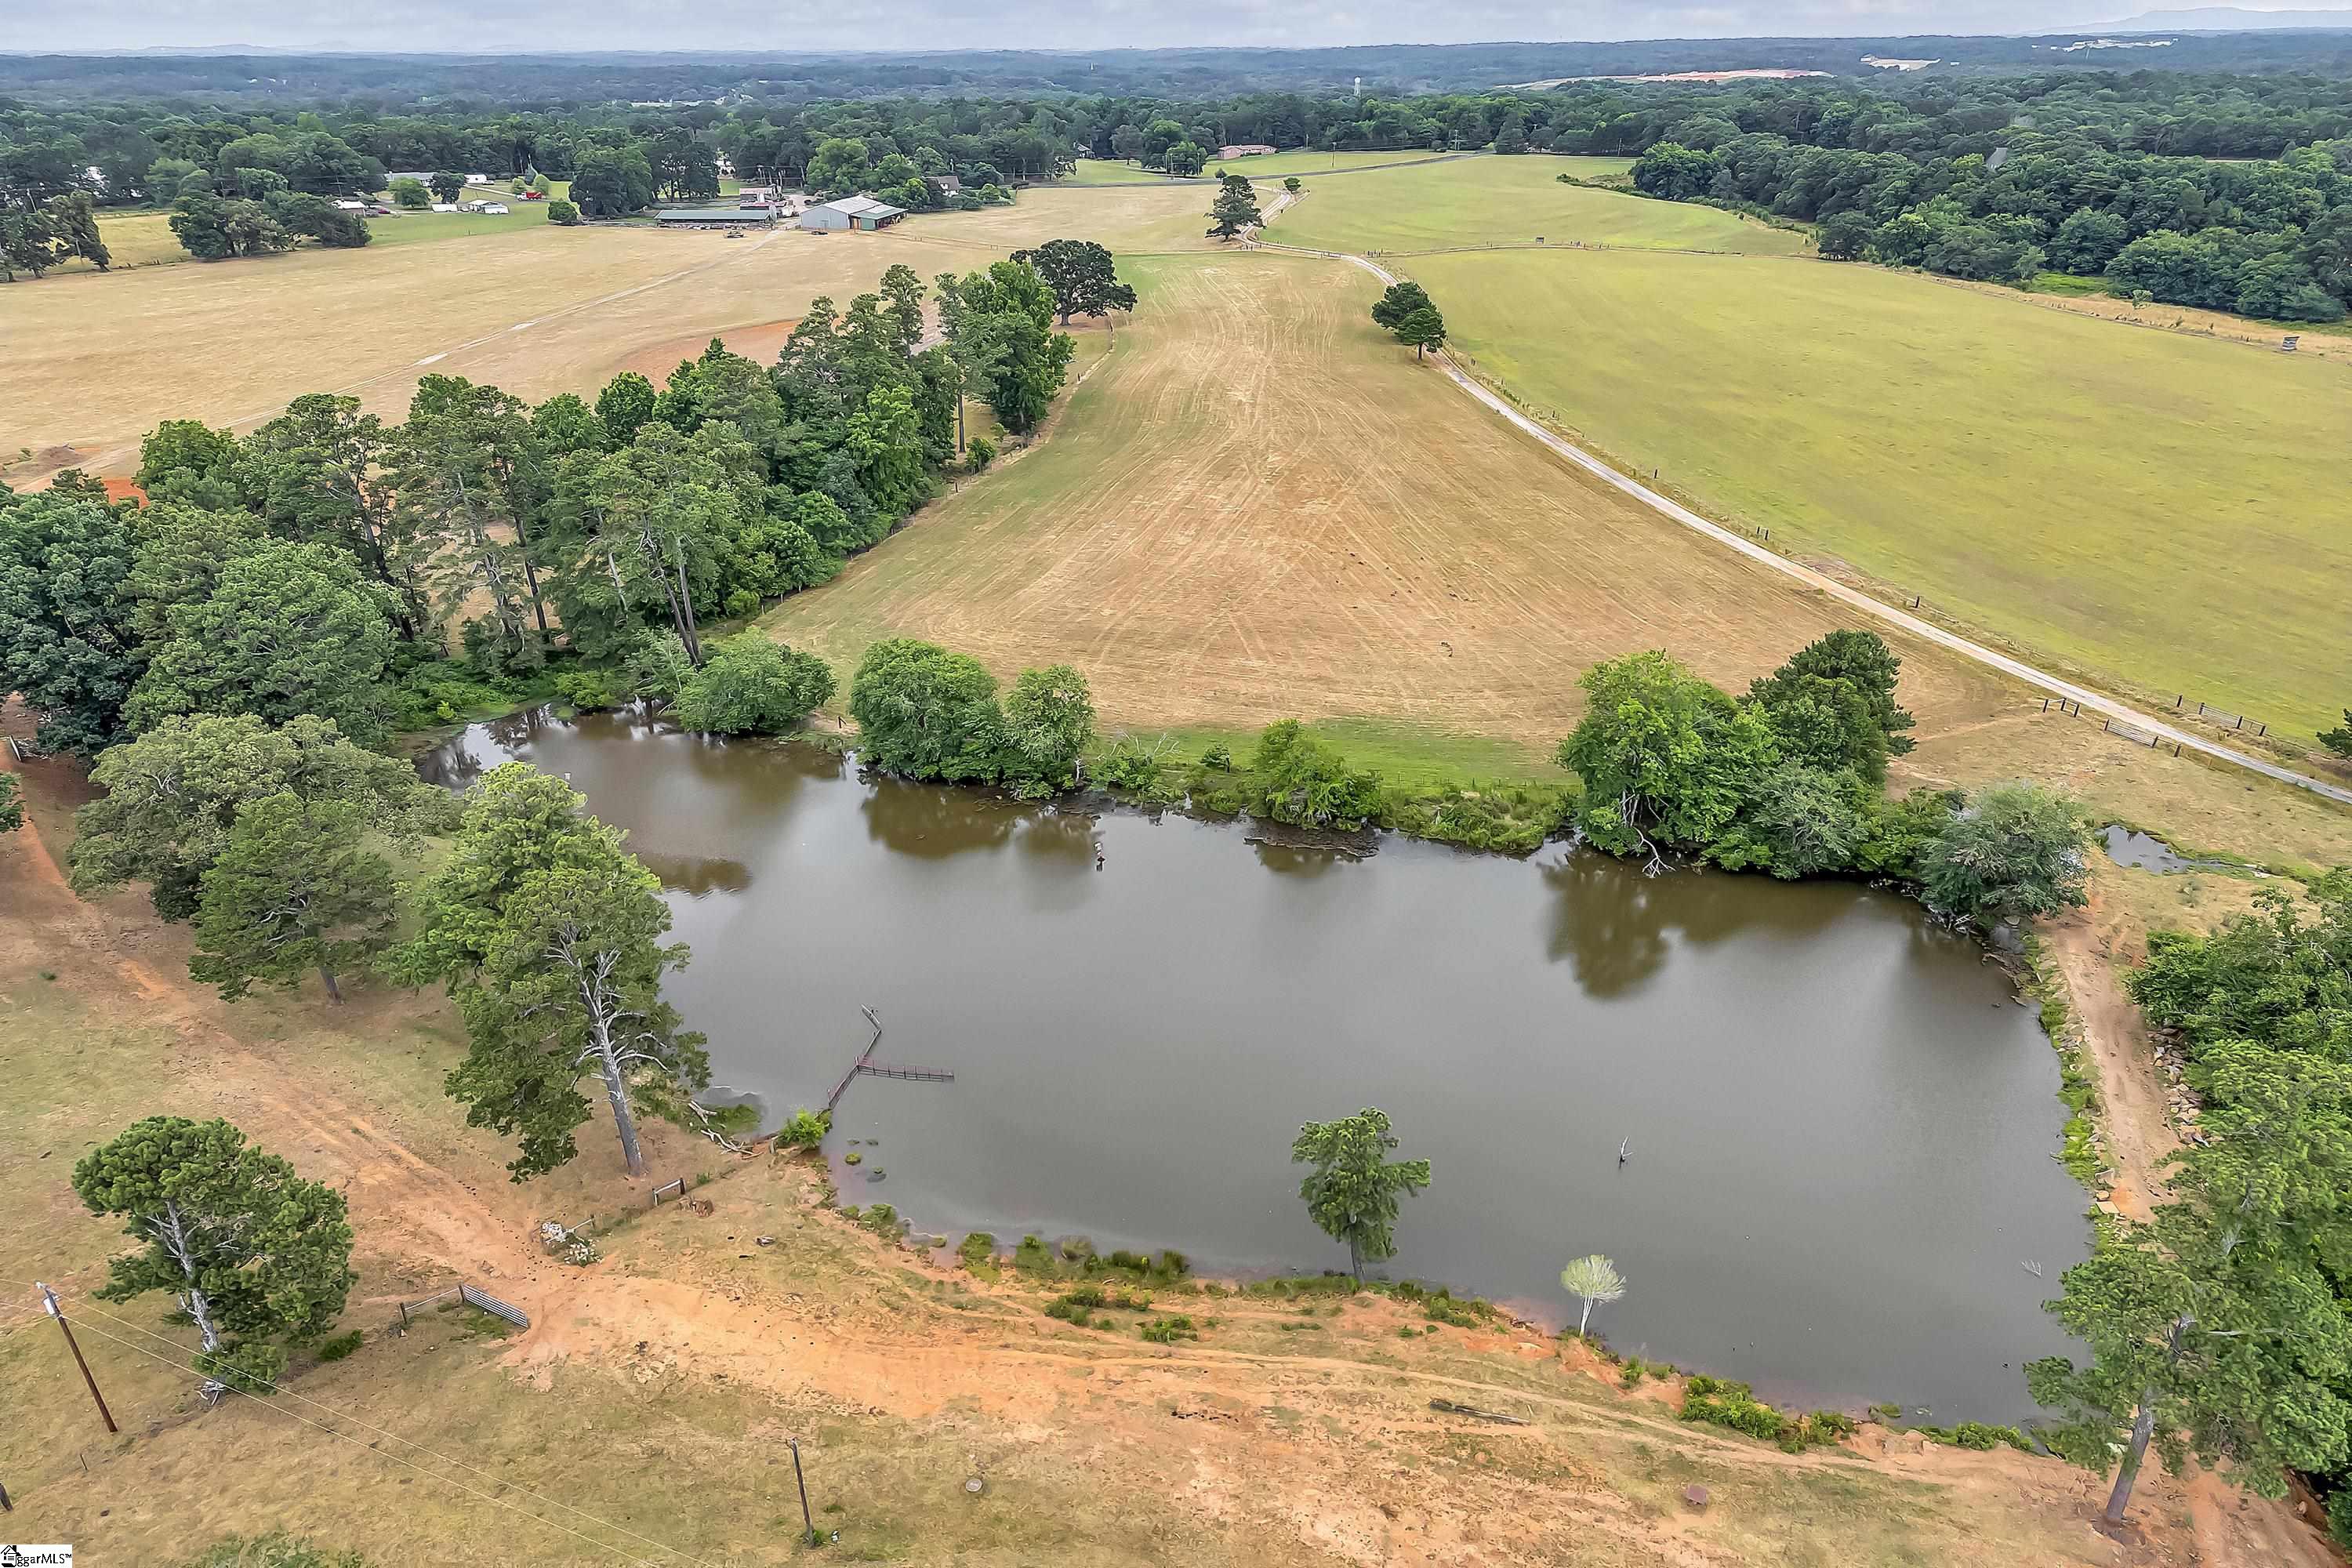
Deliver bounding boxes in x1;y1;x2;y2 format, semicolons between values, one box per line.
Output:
1244;233;2352;809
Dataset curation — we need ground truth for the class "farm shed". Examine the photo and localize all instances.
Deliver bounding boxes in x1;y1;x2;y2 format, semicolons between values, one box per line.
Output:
659;207;774;230
1218;143;1278;159
799;194;907;232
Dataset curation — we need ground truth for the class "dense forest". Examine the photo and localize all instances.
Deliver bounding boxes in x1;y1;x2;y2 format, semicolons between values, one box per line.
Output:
9;34;2352;103
11;64;2352;313
9;69;2352;202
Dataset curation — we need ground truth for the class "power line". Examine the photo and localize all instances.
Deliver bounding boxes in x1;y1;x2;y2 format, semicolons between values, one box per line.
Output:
38;1294;722;1568
60;1312;710;1567
76;1290;695;1555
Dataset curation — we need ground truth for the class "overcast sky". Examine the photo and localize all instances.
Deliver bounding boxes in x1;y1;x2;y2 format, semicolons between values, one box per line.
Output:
13;1;2160;56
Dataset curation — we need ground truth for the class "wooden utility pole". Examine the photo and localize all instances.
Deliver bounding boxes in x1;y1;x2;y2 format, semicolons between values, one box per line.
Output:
38;1282;118;1434
789;1436;817;1546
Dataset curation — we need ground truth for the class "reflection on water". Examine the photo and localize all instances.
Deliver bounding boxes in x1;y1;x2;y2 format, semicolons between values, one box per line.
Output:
636;852;754;897
1538;852;1840;999
419;707;2089;1421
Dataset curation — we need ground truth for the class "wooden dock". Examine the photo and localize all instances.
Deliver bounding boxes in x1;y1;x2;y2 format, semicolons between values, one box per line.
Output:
824;1008;955;1113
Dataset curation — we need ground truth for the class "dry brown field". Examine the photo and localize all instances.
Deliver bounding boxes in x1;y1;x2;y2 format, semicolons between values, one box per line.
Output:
0;184;1210;485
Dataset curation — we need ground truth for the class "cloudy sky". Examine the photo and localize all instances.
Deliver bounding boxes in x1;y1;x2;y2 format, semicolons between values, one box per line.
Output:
13;1;2154;55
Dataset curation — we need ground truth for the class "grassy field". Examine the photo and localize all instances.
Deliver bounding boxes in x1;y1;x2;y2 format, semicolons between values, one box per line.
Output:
1268;154;1802;256
68;182;581;274
0;183;1208;486
1388;244;2352;742
1258;157;2352;744
763;249;2027;757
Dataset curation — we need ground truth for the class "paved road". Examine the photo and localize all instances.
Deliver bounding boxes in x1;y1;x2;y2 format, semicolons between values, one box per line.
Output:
1249;236;2352;809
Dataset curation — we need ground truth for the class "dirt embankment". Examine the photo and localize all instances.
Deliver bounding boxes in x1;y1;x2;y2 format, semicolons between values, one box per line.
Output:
2045;884;2181;1222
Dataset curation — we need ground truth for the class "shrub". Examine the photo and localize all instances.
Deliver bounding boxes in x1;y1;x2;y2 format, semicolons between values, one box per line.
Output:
675;636;835;736
1139;1315;1199;1343
553;666;623;712
1423;1291;1490;1328
964;436;996;471
848;638;1005;782
547;198;580;225
1679;1377;1792;1443
958;1232;1000;1271
1200;742;1233;771
775;1108;829;1149
1095;731;1174;792
314;1330;365;1363
1253;719;1380;829
1919;781;2092;926
1014;1234;1056;1273
1381;781;1570;854
2328;1486;2352;1553
1919;1421;2031;1452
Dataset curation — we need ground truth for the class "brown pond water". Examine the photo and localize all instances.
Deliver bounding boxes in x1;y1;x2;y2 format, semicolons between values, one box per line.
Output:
423;708;2090;1421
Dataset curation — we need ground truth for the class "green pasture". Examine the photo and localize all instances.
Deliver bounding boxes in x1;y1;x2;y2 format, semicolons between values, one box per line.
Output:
80;180;577;268
1265;154;1798;256
364;179;574;246
1399;241;2352;739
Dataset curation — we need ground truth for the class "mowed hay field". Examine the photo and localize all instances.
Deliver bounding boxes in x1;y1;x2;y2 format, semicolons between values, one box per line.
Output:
764;249;2024;762
1269;154;1799;256
0;182;1209;483
1265;158;2352;742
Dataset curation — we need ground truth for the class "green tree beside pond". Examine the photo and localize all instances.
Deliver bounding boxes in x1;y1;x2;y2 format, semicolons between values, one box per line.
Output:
1552;631;2086;913
1292;1108;1432;1282
674;635;834;736
389;764;709;1179
191;792;397;1004
1916;781;2091;925
2030;1039;2352;1523
70;713;448;922
74;1116;356;1396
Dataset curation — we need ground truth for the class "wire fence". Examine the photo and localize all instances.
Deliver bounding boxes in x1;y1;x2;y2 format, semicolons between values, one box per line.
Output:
395;1281;531;1330
2172;695;2270;739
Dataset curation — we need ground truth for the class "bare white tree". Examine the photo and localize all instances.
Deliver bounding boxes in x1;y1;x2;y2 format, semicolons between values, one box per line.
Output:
1560;1254;1627;1337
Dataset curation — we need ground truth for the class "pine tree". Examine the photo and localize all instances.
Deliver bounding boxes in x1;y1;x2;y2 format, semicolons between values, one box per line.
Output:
74;1116;355;1396
1207;173;1263;240
189;792;397;1004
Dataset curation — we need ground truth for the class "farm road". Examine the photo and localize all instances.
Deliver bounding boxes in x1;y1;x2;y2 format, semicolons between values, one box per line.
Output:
1250;234;2352;808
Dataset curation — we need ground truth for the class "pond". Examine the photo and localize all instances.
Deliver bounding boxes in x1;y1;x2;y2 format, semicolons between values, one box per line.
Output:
423;708;2090;1421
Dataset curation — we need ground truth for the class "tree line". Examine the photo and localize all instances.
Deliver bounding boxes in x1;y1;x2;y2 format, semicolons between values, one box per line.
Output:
0;250;1091;757
1630;107;2352;319
18;68;2352;215
2031;875;2352;1533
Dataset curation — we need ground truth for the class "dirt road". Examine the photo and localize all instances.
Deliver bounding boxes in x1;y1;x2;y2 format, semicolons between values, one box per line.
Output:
1249;238;2352;810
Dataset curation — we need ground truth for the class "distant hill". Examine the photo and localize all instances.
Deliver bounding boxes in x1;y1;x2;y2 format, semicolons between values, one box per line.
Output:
2096;6;2352;29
